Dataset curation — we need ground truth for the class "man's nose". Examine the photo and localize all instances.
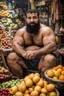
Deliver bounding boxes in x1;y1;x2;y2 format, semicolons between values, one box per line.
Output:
31;18;34;22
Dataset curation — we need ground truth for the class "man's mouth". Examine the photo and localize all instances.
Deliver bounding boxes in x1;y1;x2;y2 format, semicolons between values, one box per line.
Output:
30;23;35;27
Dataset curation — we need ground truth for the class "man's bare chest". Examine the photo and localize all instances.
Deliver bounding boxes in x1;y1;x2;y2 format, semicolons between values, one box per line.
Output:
24;34;43;46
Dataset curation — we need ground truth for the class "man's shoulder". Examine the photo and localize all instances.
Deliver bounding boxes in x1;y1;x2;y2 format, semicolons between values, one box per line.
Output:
18;26;26;32
16;26;26;34
40;24;53;33
41;24;50;29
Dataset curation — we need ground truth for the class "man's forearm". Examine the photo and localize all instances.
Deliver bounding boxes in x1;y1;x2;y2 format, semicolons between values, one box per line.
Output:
13;43;26;56
36;43;56;56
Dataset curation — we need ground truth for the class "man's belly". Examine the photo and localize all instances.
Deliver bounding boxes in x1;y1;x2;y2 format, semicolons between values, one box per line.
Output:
24;45;41;51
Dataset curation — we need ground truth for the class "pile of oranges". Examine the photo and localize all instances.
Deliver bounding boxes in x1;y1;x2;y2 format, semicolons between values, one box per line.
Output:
46;65;64;80
9;73;57;96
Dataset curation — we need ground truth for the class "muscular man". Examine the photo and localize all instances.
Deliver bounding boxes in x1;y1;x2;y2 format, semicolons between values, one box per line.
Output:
7;9;56;78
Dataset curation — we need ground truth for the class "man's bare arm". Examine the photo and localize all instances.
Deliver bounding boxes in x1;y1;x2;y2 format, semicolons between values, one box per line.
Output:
12;29;26;56
36;27;56;56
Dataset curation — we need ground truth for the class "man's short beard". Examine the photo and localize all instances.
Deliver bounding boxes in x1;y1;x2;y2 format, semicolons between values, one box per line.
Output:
26;21;40;35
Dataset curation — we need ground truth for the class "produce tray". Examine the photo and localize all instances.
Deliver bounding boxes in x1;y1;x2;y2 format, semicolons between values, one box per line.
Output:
0;48;13;52
0;70;9;74
0;72;8;74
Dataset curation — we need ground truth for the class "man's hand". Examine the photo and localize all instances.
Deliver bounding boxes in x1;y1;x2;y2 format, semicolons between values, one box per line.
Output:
22;50;38;60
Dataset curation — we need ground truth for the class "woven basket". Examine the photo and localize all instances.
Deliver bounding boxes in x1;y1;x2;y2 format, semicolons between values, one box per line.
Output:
55;88;60;96
44;69;64;91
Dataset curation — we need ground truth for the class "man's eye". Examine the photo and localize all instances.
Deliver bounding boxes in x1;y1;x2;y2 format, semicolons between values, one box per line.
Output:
33;17;37;19
28;17;31;19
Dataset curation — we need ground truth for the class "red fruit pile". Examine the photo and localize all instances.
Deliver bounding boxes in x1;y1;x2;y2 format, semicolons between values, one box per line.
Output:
0;89;12;96
0;27;12;49
0;73;9;79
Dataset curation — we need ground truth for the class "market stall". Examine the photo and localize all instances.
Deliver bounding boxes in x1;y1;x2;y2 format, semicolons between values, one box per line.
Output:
0;1;64;96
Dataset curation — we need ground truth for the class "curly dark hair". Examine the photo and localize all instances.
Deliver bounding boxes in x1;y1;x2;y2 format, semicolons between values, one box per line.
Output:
26;9;39;17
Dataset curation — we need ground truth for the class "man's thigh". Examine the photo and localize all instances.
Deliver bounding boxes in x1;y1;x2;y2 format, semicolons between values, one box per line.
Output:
38;54;56;71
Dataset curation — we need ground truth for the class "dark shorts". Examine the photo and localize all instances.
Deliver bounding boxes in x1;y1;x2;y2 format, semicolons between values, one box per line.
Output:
22;56;41;71
21;53;56;71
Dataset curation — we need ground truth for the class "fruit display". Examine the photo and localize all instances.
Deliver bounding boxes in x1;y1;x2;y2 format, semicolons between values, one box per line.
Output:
0;89;12;96
0;2;7;9
11;14;18;19
12;19;22;28
0;2;22;30
9;73;59;96
0;10;11;17
0;71;11;83
0;27;12;49
0;66;8;73
0;79;23;89
45;65;64;81
0;18;18;30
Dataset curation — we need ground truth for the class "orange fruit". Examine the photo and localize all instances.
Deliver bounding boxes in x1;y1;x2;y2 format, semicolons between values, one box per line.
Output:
30;90;39;96
34;86;41;93
53;67;57;70
25;78;33;87
57;68;62;73
43;81;48;89
28;87;33;93
9;86;17;95
41;88;47;94
17;83;26;93
33;75;40;84
24;94;30;96
47;70;54;77
53;76;58;80
24;76;30;81
63;67;64;70
57;65;63;69
29;73;34;80
40;93;46;96
54;71;60;77
46;84;55;92
15;91;23;96
59;75;64;80
61;71;64;75
34;73;40;77
36;78;44;87
24;90;29;94
49;91;56;96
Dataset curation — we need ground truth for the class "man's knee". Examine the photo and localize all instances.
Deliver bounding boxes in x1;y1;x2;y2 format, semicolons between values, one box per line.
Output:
7;52;19;63
7;52;18;59
38;54;56;74
44;54;56;64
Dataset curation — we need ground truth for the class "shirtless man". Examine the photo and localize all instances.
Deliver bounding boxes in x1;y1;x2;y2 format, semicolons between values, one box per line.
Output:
7;9;56;78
